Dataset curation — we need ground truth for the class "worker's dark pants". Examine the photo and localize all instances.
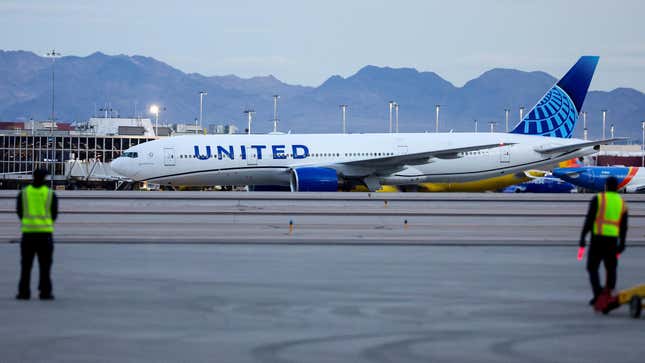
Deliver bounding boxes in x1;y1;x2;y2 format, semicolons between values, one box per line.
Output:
18;233;54;297
586;236;618;298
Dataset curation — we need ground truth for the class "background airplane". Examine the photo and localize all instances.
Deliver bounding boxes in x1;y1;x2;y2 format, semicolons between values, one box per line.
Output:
502;175;577;193
552;166;645;193
414;170;545;192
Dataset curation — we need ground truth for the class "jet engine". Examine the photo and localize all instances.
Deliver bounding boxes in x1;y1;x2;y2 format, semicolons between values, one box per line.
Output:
289;167;339;192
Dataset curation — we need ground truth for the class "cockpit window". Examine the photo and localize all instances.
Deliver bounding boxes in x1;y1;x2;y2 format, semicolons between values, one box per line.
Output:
122;152;139;158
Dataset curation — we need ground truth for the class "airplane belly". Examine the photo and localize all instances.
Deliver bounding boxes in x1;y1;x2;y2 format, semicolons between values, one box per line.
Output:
150;167;290;186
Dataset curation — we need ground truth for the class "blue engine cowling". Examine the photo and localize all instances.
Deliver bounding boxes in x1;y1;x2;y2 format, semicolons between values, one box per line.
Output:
290;167;339;192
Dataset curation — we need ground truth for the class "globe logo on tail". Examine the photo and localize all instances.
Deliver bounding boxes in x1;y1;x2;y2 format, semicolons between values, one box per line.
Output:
516;85;577;138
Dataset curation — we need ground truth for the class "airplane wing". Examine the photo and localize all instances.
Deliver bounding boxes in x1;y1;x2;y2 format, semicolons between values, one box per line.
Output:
340;142;514;169
535;138;628;155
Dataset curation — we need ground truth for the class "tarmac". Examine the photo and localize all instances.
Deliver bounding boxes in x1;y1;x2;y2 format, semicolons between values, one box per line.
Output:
0;244;643;363
0;191;643;362
1;191;644;245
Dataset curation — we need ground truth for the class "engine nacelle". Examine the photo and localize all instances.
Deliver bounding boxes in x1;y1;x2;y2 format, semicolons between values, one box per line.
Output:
290;167;339;192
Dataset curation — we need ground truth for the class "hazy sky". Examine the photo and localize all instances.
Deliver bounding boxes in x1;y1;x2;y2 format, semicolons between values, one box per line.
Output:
2;0;644;91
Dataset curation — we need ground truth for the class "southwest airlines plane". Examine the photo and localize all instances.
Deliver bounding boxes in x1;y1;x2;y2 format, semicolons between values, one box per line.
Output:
112;56;613;191
553;166;645;193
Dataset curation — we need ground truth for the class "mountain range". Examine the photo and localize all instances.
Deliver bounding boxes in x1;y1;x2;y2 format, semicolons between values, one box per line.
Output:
1;50;644;140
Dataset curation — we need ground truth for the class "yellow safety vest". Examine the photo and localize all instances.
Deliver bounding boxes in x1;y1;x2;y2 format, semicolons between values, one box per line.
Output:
593;192;625;237
21;185;54;233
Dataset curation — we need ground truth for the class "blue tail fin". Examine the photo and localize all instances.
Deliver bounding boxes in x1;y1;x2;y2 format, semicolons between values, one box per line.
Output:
510;56;599;138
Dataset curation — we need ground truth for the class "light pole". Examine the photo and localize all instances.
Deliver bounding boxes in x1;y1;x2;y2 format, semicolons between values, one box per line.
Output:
272;95;280;133
435;105;441;133
519;106;525;123
582;111;588;140
99;106;113;118
504;108;510;132
488;121;497;133
641;121;644;167
199;91;207;132
388;101;394;133
340;104;348;134
45;49;61;133
244;109;255;134
149;105;159;137
394;102;399;133
45;49;60;188
610;124;614;139
474;119;478;133
601;109;607;139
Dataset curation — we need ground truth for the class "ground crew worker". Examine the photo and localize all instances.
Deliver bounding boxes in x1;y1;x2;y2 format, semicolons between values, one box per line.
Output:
15;168;58;300
579;176;628;305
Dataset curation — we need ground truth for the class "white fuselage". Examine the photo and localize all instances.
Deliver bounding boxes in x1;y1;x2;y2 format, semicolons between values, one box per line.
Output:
111;132;597;187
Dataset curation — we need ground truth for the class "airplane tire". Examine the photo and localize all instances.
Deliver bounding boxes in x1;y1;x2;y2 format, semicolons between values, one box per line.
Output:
629;296;642;319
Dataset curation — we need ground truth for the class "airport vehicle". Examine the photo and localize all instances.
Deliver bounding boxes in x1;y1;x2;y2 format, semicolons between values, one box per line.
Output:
112;56;612;191
594;284;645;318
553;166;645;193
502;175;576;193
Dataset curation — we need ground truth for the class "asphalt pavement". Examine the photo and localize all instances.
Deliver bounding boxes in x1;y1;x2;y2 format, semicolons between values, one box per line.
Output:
1;244;643;363
1;191;644;245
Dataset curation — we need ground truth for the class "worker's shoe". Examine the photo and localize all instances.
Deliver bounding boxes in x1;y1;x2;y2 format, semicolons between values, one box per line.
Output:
588;296;597;306
39;294;55;301
15;293;30;300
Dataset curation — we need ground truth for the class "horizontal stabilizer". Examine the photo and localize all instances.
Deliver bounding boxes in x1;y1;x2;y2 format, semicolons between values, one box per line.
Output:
535;138;627;155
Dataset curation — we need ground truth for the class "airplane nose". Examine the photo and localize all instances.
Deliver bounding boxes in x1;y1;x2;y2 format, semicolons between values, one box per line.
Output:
111;157;127;176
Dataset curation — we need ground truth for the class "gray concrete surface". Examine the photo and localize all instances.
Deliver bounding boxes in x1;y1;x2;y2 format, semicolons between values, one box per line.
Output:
0;244;643;363
1;191;644;245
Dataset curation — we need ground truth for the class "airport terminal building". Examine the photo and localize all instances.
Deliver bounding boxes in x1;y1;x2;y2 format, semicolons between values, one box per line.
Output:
0;118;160;189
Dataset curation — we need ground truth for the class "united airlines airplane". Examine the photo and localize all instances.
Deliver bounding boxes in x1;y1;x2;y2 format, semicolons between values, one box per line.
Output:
112;56;614;191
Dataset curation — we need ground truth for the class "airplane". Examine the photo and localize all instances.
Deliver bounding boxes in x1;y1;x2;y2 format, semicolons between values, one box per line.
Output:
416;158;581;192
502;175;577;193
414;170;547;192
112;56;614;192
552;166;645;193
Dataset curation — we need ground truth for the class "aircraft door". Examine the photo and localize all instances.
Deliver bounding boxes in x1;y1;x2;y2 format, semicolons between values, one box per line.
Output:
164;148;176;166
246;145;258;166
500;147;510;163
397;145;408;155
